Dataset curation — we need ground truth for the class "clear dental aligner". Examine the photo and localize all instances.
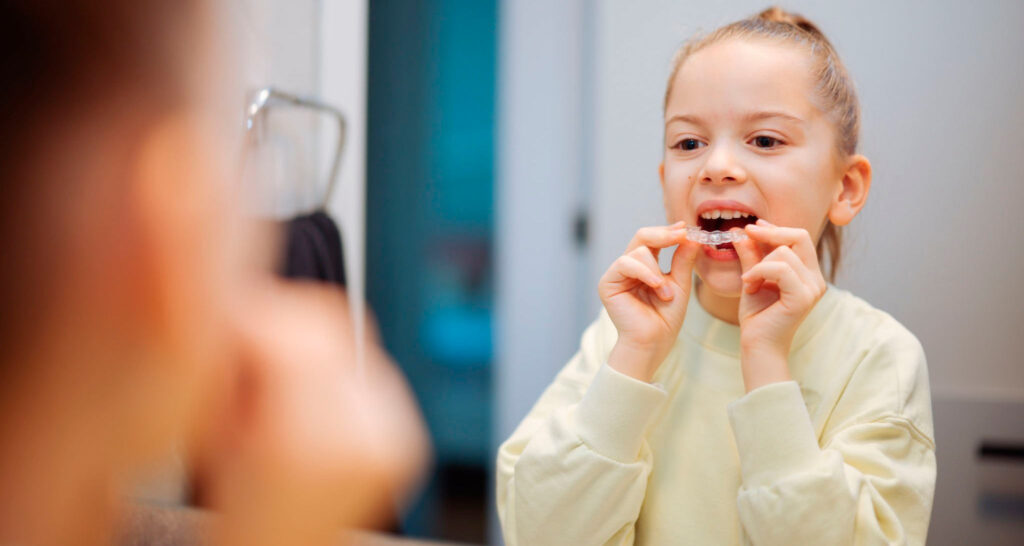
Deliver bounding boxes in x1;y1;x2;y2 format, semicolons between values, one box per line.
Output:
686;225;748;246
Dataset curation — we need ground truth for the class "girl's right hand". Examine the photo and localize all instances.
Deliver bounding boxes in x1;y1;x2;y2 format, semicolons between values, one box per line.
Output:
598;221;701;382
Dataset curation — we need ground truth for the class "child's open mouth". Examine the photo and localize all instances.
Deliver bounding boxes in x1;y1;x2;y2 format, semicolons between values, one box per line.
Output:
697;210;758;251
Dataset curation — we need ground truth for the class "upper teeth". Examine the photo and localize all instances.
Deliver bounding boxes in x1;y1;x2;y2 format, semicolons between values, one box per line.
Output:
700;209;752;220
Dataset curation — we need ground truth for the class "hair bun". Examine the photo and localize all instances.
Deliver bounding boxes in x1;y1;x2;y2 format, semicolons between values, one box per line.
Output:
757;6;823;37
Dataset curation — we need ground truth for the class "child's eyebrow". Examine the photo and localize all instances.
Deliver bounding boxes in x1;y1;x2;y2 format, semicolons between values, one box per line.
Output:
665;111;806;127
741;111;805;125
665;114;706;127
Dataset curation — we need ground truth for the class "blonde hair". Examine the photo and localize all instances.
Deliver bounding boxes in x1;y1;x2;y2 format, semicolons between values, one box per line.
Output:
664;6;860;282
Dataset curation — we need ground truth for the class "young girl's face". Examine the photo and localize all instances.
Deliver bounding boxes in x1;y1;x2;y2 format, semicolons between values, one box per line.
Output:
661;39;845;297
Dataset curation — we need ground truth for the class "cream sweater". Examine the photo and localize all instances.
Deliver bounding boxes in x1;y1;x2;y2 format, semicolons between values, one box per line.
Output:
496;285;936;545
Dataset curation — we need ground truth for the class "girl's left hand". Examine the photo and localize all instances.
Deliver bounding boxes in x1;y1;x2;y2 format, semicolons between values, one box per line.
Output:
731;219;827;387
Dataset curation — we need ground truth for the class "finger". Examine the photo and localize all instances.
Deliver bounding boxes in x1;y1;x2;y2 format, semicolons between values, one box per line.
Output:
745;220;818;271
628;245;667;281
740;261;809;303
749;221;827;292
667;238;701;289
610;255;674;301
759;245;819;291
625;223;691;255
732;227;765;275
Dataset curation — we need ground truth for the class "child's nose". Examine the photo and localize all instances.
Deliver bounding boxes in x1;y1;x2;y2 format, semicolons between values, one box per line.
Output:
699;143;747;185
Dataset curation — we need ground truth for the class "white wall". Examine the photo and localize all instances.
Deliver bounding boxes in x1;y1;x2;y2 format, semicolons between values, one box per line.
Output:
237;0;324;215
319;0;369;368
239;0;322;94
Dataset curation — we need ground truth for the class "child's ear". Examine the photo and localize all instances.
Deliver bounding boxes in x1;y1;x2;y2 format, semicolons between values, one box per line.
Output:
131;114;207;346
659;162;665;187
828;154;871;226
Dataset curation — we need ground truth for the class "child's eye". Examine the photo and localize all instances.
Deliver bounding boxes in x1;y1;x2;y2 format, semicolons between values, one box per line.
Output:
675;138;705;151
750;135;781;149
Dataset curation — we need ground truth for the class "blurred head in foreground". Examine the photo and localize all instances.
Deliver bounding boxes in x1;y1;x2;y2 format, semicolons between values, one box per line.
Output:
0;1;426;544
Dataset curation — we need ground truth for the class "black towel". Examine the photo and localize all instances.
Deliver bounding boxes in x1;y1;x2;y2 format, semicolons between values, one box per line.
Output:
279;210;346;287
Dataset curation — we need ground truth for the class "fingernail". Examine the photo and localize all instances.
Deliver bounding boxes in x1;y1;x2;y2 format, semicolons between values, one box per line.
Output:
658;284;674;300
755;218;770;226
746;223;761;230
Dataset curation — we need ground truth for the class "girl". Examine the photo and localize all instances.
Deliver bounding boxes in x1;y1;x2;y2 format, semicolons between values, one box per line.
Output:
497;7;935;545
0;1;425;544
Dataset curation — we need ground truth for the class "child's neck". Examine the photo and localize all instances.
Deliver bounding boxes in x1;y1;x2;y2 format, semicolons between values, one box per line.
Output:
695;279;741;326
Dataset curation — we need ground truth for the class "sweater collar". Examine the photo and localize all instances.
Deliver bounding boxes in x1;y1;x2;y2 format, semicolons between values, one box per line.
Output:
680;277;841;358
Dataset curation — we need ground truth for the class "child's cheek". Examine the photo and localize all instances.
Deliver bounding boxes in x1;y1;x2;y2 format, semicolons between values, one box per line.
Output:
661;175;692;218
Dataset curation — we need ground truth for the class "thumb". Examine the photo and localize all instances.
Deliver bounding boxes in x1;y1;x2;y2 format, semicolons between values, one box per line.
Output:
668;240;700;290
733;228;764;274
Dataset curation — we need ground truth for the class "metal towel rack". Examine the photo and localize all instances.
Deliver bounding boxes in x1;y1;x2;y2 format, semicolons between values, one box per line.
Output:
244;87;347;210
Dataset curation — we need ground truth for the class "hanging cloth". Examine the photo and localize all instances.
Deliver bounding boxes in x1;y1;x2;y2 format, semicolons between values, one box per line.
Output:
279;210;346;288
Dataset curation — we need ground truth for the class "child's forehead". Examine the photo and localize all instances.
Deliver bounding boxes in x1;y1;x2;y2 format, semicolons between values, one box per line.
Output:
667;39;821;120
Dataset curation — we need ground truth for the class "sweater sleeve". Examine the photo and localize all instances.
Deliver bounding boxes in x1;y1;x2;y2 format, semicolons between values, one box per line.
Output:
496;313;667;546
728;332;936;546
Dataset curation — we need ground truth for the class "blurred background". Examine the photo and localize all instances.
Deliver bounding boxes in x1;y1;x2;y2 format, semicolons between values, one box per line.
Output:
238;0;1023;544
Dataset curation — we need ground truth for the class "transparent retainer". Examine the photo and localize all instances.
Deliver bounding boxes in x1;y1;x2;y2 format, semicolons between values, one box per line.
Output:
686;225;748;246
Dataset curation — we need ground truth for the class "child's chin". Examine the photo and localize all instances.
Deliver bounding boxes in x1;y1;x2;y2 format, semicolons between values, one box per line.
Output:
695;263;744;298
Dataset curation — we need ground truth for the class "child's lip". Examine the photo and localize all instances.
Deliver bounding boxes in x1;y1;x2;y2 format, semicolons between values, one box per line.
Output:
702;244;739;261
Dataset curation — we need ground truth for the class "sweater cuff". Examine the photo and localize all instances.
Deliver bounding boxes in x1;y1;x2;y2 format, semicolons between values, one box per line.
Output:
728;381;823;488
575;363;667;463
